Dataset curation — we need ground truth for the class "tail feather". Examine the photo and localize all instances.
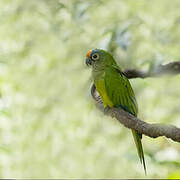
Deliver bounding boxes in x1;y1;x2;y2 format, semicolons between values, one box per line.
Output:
132;130;147;174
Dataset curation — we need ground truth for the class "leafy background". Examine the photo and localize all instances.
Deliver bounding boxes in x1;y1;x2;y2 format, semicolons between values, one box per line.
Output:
0;0;180;178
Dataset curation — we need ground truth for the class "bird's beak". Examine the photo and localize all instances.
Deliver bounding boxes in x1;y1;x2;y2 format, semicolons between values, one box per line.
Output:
86;57;92;66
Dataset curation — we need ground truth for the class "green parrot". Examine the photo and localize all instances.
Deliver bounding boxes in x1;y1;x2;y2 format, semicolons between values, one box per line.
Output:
86;48;146;173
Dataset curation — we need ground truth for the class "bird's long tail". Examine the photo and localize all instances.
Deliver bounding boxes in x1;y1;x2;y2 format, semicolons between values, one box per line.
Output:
132;130;146;174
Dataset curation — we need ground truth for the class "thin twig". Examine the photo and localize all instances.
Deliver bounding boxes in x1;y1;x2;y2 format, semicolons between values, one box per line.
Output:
123;61;180;79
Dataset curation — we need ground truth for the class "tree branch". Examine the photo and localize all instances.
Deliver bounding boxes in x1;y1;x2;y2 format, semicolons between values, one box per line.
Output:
123;61;180;79
91;83;180;143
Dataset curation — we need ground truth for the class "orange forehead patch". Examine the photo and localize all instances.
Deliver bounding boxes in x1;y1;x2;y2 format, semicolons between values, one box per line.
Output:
86;49;92;58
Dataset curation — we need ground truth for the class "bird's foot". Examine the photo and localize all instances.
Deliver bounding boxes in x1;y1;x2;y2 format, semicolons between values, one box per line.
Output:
104;106;110;114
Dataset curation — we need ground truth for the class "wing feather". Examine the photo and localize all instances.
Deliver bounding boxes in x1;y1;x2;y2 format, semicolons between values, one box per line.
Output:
104;66;138;116
104;65;146;174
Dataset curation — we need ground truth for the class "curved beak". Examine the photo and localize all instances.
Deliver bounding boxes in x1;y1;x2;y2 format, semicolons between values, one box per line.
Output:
86;57;92;66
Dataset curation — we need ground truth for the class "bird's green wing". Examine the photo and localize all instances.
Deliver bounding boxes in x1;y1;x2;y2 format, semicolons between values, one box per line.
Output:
104;65;146;174
104;65;138;116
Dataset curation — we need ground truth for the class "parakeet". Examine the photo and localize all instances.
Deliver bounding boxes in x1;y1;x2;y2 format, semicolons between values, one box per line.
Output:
85;49;146;173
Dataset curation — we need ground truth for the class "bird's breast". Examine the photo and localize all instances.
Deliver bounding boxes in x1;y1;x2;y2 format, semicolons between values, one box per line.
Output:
94;79;114;108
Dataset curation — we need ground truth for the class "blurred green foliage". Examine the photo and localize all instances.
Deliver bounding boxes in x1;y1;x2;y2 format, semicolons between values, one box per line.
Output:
0;0;180;178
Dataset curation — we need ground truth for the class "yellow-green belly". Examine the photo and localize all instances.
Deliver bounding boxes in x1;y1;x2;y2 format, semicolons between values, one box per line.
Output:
95;79;113;108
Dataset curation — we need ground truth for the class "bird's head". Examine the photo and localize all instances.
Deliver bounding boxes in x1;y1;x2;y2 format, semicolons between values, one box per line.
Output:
85;49;116;68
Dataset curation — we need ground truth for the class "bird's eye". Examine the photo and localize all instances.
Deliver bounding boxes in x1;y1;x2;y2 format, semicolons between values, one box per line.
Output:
92;53;99;60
